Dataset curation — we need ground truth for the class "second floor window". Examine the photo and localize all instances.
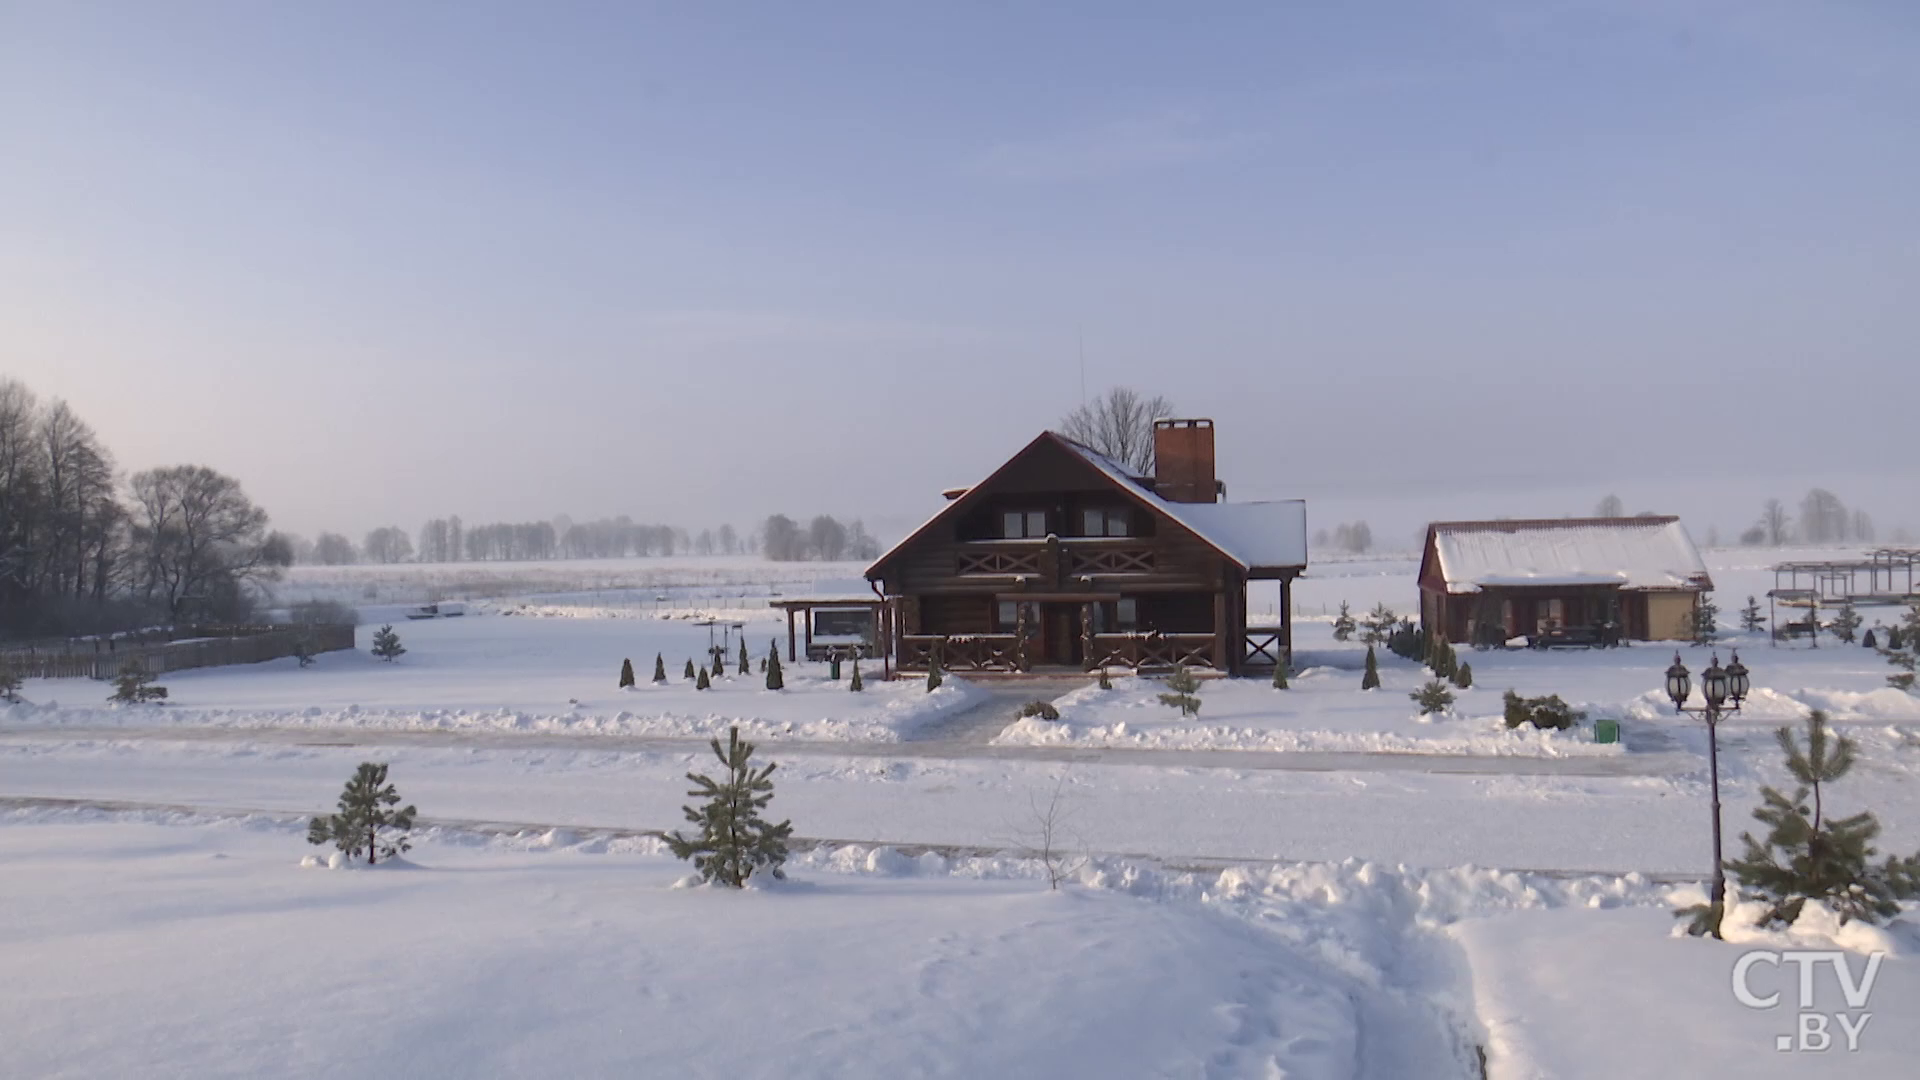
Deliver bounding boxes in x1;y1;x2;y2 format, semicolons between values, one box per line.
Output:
1001;510;1047;538
1081;508;1131;537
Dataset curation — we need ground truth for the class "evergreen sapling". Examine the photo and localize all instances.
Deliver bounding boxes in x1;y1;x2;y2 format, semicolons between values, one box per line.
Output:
1707;711;1920;930
653;653;668;684
684;658;696;680
739;639;750;676
1411;679;1454;716
849;657;863;692
925;645;943;692
370;624;405;662
1331;601;1356;643
1692;595;1719;645
696;666;711;690
109;666;166;703
1158;665;1202;717
1451;661;1473;689
1271;663;1288;690
1097;666;1112;690
1882;601;1920;692
1830;599;1862;645
619;658;635;689
1739;596;1767;634
306;762;417;866
1360;646;1380;690
765;644;784;691
0;670;19;703
665;726;793;887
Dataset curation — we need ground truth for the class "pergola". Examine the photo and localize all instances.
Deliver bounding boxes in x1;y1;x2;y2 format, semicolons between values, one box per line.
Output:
767;596;893;677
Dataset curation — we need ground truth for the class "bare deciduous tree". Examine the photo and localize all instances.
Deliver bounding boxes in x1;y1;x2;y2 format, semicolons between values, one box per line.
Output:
1059;386;1174;476
129;465;287;622
1760;499;1792;547
1594;494;1625;518
999;769;1087;890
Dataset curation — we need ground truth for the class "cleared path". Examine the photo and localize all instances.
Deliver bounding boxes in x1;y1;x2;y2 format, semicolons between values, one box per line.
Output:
0;723;1692;777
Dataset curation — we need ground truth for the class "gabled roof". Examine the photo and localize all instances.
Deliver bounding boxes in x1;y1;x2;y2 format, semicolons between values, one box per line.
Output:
1422;517;1712;593
866;431;1308;580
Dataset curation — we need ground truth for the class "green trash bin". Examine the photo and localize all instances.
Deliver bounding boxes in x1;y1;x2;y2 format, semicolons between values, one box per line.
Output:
1594;717;1620;745
829;655;842;681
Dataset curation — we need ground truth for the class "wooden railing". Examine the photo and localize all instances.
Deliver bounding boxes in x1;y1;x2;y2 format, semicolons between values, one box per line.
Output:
1087;632;1215;672
953;539;1157;578
954;543;1044;577
1066;543;1155;575
901;633;1024;672
1243;626;1288;669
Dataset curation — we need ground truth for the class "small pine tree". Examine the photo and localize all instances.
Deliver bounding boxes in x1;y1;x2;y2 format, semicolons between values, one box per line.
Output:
370;624;405;662
1712;712;1920;930
1272;663;1288;690
0;670;19;703
765;644;784;690
1360;646;1380;690
1332;601;1356;642
1411;679;1454;716
1739;595;1766;634
666;726;793;887
1829;599;1862;645
1157;665;1202;717
293;636;316;668
653;653;668;684
619;658;636;689
1883;601;1920;692
738;638;750;676
306;762;417;866
684;658;697;680
925;647;943;692
1451;661;1473;689
711;651;726;678
1863;628;1878;650
109;666;166;703
1097;666;1113;690
849;657;863;692
695;666;711;690
1692;595;1719;645
1360;604;1397;647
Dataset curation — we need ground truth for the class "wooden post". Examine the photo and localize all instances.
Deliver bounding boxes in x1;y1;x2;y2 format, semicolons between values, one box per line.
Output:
1212;578;1229;676
787;608;797;663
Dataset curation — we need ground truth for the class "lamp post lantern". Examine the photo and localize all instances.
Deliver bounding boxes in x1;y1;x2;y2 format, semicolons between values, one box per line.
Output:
1665;649;1748;938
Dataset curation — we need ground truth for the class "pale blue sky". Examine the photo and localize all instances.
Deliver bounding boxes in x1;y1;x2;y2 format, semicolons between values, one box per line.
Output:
4;1;1916;544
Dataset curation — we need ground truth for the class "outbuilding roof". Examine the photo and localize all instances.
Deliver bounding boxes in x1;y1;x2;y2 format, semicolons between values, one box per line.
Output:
1424;517;1712;593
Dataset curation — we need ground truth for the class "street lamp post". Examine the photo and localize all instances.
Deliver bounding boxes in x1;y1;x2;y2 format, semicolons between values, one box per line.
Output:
1665;650;1750;937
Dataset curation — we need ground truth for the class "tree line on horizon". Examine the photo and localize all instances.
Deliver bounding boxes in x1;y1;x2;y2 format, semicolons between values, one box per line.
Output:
1591;491;1901;548
293;513;881;566
0;378;290;639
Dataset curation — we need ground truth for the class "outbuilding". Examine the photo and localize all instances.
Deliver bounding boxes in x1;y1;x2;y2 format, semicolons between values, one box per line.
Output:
1418;517;1712;645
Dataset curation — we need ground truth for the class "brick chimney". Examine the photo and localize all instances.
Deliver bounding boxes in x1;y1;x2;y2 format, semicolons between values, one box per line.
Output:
1152;418;1218;503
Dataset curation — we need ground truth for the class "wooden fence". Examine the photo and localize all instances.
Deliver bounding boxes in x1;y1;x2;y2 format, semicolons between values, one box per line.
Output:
0;625;356;681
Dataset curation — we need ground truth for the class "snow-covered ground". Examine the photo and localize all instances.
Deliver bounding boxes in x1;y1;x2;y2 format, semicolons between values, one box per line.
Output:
9;614;981;743
4;545;1917;1076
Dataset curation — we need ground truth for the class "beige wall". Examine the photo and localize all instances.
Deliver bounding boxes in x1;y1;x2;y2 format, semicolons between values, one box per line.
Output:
1645;593;1698;641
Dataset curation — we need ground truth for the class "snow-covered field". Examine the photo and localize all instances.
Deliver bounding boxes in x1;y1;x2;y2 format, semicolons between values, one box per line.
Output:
4;546;1917;1077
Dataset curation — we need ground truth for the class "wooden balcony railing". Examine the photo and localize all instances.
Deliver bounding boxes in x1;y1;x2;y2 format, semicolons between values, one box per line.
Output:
954;544;1044;577
1087;632;1215;672
954;539;1156;578
901;633;1024;672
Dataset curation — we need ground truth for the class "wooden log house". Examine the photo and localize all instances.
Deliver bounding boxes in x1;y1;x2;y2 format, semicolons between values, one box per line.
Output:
864;420;1307;675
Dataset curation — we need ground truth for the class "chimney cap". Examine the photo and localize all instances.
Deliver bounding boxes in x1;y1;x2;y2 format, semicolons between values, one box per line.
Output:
1152;417;1213;429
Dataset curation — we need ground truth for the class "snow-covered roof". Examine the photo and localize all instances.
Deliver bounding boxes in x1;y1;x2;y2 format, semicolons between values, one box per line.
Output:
866;431;1309;580
1057;438;1307;571
1427;518;1711;593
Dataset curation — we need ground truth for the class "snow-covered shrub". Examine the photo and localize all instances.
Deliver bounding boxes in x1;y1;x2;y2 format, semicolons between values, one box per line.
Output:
1018;700;1060;721
1502;690;1581;731
109;666;166;703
